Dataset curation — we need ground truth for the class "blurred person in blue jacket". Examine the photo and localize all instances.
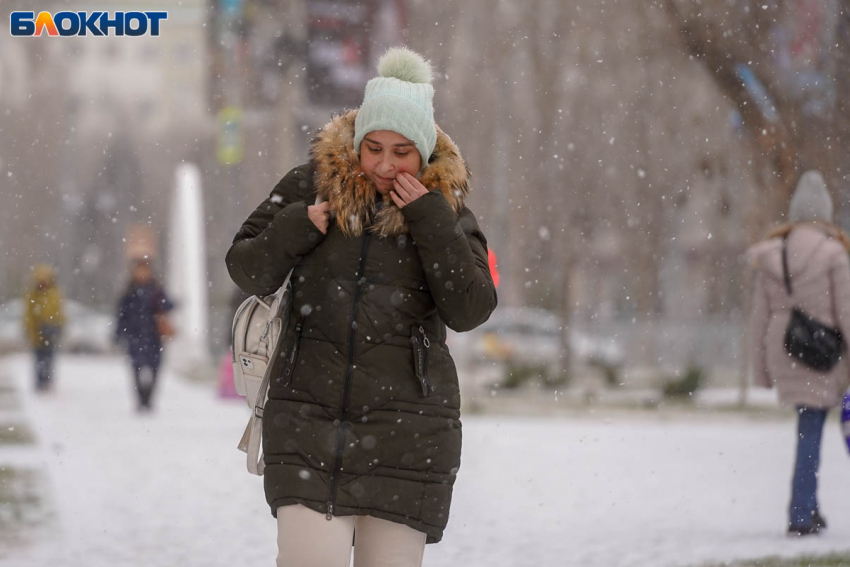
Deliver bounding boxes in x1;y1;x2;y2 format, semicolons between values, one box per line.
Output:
115;258;174;412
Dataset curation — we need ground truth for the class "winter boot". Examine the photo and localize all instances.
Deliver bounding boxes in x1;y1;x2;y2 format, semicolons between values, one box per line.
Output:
787;522;820;537
812;510;827;530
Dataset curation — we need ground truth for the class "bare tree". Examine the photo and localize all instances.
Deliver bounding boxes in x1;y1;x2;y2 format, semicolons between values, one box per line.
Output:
666;0;849;233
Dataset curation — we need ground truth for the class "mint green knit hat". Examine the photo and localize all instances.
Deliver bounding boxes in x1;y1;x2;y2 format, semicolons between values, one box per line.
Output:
354;47;436;167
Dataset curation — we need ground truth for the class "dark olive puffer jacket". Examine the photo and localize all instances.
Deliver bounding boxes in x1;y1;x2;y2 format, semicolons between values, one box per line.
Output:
226;111;497;543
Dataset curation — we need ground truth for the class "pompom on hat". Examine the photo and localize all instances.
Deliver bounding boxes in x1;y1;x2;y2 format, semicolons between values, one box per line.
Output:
354;47;437;167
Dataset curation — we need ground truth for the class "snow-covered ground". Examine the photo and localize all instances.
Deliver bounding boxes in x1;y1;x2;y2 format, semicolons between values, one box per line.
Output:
2;353;849;567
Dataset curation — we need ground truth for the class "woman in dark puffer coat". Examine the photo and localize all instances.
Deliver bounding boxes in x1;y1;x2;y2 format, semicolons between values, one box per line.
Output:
226;47;496;566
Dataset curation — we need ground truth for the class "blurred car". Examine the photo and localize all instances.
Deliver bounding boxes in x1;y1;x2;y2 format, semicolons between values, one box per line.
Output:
0;298;114;354
449;306;624;375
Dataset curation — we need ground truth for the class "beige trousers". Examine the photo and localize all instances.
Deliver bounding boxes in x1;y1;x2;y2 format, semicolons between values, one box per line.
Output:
276;504;427;567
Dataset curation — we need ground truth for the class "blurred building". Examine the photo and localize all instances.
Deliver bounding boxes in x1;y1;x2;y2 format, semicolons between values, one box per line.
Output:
55;2;208;136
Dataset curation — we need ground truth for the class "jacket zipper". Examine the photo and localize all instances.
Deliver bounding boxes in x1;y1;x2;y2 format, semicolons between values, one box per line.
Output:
410;325;433;397
327;233;371;520
281;322;303;385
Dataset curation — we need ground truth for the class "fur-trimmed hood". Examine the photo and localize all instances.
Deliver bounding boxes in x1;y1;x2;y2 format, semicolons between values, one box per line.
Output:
310;109;470;238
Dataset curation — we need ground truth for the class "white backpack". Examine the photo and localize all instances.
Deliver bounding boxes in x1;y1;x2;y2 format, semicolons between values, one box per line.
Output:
232;273;292;475
232;196;321;475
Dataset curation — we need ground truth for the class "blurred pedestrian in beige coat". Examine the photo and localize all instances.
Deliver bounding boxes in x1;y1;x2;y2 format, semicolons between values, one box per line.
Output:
748;170;850;536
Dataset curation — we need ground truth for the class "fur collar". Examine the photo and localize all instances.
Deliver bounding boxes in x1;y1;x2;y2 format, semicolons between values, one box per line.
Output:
310;109;470;238
764;220;850;252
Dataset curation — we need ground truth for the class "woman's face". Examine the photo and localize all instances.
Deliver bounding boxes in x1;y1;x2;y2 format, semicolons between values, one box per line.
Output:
359;130;422;195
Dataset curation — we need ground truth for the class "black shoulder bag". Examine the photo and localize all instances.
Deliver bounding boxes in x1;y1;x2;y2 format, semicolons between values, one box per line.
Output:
781;233;846;372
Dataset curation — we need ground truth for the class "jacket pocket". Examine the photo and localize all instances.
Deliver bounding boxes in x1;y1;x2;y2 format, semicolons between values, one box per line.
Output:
410;325;433;397
280;321;304;387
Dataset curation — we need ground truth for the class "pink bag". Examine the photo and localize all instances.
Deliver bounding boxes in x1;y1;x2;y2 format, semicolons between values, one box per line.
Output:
217;350;240;399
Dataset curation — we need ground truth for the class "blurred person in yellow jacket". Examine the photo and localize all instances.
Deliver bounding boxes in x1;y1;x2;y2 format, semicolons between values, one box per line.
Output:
23;265;65;392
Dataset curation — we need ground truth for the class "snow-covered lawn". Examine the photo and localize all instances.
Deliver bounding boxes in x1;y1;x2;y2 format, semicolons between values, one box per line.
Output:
2;354;849;567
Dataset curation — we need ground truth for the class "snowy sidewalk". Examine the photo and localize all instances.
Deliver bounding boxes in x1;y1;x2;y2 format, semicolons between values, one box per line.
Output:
2;353;850;567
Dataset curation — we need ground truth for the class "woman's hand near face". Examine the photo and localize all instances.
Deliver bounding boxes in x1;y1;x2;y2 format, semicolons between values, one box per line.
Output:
307;201;331;234
390;172;429;209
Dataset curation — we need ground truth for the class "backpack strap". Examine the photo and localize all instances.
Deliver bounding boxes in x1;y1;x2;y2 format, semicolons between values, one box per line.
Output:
781;230;834;297
781;233;793;296
237;365;271;475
